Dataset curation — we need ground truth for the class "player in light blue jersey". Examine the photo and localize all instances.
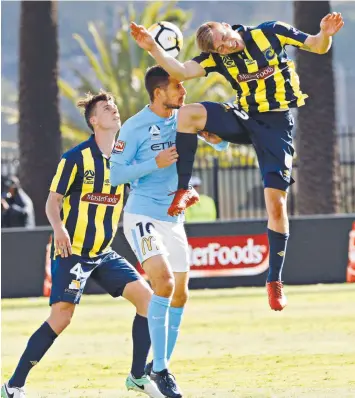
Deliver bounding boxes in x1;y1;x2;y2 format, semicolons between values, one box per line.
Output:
110;65;228;398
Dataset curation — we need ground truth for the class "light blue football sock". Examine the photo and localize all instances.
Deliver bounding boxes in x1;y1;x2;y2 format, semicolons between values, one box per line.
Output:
148;294;171;372
167;306;184;362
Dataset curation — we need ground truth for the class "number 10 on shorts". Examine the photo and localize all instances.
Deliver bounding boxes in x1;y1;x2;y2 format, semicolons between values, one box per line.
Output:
135;222;160;256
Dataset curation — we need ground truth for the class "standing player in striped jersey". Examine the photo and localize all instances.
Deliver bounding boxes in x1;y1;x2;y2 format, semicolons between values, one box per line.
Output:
130;12;344;311
1;91;165;398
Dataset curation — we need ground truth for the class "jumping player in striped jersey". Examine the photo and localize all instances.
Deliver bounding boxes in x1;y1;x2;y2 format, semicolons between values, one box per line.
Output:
131;12;344;311
1;91;164;398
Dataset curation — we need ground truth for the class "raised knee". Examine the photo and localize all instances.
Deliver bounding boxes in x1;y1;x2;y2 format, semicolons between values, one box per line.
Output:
179;104;202;117
178;104;206;131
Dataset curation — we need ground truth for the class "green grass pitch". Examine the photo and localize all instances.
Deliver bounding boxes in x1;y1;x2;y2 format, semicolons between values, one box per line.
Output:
2;284;355;397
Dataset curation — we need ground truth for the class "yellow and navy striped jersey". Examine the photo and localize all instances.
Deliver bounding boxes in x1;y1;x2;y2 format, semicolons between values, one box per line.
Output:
50;135;124;258
193;21;309;113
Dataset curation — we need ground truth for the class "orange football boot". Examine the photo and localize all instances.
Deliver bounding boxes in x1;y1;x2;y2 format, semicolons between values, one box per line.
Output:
266;281;287;311
167;188;200;216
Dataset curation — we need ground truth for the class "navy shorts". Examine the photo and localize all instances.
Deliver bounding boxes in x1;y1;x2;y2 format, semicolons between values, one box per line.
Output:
201;101;295;191
50;250;141;305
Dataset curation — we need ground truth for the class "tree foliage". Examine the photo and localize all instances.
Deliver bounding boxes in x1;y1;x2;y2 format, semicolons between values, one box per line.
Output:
59;2;253;164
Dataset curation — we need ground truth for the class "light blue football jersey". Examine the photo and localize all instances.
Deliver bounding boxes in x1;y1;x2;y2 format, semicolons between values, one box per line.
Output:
110;105;228;223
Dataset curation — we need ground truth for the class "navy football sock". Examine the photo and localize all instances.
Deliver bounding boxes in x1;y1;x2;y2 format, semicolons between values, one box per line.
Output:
131;314;151;379
267;228;289;282
176;132;198;189
9;322;57;388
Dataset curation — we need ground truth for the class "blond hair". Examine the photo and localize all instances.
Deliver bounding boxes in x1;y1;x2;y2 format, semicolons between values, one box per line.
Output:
196;22;220;53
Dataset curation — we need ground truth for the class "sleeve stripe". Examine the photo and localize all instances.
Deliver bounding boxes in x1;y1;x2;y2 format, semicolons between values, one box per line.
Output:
50;158;77;195
250;29;272;53
50;158;66;192
65;163;78;194
200;54;217;69
275;33;286;47
276;33;305;48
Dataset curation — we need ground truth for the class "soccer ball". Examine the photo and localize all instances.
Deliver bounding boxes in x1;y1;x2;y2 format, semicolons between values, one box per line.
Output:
148;21;183;58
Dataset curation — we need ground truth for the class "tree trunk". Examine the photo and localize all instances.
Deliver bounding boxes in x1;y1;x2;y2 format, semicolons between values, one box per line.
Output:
19;0;61;225
294;0;341;214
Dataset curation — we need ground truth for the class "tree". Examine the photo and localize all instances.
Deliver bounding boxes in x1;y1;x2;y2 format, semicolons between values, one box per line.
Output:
58;2;253;165
294;1;340;214
18;1;61;225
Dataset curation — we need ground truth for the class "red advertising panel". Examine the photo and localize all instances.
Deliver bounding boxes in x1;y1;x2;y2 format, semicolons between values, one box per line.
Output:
188;234;269;278
136;234;269;278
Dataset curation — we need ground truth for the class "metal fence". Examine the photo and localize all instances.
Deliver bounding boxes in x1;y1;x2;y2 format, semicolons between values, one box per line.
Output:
1;150;19;177
193;132;355;220
1;132;355;220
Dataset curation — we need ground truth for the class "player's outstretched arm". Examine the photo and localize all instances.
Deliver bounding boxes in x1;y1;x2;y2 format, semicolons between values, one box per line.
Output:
301;12;344;54
130;21;205;81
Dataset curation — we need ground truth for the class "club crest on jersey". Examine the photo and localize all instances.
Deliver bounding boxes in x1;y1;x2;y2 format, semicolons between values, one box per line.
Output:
263;47;276;61
149;125;161;140
83;170;95;185
113;140;126;154
221;55;235;68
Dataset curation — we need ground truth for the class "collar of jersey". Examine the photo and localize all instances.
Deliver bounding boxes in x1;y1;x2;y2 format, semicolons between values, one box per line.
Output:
232;24;252;43
145;105;176;124
88;134;106;158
